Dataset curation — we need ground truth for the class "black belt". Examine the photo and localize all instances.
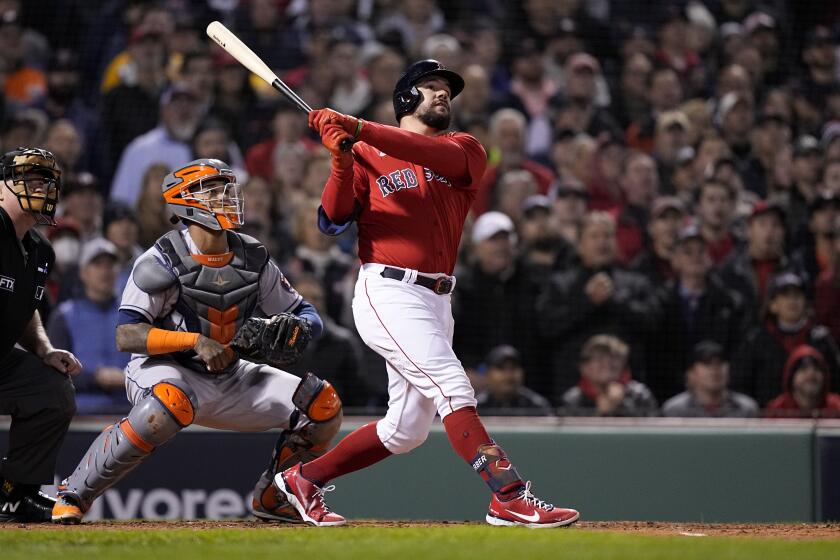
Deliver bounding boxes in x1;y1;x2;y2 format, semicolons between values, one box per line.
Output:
380;267;454;295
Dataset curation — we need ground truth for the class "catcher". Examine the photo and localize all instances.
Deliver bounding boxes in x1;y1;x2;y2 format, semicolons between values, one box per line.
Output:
51;158;342;524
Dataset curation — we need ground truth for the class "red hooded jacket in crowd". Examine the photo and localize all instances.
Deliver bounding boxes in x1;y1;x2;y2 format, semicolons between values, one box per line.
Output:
765;345;840;418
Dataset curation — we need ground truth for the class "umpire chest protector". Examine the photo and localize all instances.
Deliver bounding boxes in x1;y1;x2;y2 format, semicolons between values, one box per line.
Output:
136;230;268;344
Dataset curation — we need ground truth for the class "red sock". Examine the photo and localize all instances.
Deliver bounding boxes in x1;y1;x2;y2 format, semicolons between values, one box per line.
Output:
443;407;524;500
442;406;493;463
299;422;392;486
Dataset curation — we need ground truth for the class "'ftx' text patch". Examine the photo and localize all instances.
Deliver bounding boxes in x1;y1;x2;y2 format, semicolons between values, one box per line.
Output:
0;275;15;292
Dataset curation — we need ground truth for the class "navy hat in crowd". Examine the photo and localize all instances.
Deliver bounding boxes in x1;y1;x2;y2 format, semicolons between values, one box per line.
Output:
769;272;805;299
691;340;725;365
521;194;551;218
63;172;100;197
486;345;521;368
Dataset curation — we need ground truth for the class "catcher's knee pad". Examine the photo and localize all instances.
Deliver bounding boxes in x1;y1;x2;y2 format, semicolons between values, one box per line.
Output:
59;380;197;510
471;444;523;494
131;379;197;438
293;372;341;423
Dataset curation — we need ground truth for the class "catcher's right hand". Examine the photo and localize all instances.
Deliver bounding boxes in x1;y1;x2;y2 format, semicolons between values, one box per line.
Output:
230;313;312;367
194;335;236;373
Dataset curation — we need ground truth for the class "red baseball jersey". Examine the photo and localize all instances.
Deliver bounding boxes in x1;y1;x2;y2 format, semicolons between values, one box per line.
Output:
321;122;487;275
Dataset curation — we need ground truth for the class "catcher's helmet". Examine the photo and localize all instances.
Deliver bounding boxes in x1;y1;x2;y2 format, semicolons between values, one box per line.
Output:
392;59;464;122
1;147;62;225
161;159;243;231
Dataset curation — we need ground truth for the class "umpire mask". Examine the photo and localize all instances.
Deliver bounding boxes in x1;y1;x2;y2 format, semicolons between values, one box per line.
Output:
1;147;62;225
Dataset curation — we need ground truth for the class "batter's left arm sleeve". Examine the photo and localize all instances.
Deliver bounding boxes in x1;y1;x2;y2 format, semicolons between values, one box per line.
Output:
318;204;358;236
358;122;487;187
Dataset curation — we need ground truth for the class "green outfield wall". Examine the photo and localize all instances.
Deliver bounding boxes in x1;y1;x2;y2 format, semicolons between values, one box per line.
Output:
327;422;818;522
2;417;836;522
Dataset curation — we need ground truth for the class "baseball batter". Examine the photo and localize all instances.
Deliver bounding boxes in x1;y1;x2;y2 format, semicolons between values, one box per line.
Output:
51;159;342;524
273;60;580;527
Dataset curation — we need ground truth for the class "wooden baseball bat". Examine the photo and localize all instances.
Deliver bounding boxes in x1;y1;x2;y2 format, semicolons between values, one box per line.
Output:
206;21;353;152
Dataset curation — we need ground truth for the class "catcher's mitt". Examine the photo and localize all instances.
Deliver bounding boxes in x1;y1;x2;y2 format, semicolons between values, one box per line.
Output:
230;313;312;367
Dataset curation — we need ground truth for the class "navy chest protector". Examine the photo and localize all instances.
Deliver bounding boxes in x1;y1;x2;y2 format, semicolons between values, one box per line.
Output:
133;230;269;344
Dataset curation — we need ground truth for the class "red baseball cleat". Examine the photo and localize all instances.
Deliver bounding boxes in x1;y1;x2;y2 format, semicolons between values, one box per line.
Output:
486;482;580;528
274;464;346;527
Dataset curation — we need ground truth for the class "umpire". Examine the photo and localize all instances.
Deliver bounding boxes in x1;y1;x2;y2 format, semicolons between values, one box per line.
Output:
0;148;80;523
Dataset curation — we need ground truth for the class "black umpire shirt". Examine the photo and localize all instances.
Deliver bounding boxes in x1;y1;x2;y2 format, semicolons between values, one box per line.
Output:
0;206;54;359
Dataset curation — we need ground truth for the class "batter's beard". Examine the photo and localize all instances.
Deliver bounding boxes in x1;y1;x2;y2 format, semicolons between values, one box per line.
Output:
417;105;451;130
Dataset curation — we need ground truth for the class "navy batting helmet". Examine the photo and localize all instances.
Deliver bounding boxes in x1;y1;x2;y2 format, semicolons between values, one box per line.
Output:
392;59;465;121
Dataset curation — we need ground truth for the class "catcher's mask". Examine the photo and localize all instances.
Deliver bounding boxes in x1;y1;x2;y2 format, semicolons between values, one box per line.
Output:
162;158;243;231
1;147;62;225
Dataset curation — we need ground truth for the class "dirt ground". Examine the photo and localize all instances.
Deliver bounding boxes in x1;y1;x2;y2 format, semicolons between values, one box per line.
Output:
2;520;838;539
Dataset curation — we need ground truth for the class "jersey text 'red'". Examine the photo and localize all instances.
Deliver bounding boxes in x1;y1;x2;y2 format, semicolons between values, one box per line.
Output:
321;121;487;274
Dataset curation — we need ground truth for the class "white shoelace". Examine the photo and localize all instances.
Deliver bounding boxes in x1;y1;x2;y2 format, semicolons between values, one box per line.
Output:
521;481;555;511
314;484;336;512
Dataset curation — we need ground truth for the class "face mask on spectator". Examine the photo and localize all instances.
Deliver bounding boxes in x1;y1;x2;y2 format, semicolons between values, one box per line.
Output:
53;237;81;268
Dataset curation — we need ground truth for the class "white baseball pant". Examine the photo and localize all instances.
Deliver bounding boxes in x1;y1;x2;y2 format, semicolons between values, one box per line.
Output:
352;263;476;454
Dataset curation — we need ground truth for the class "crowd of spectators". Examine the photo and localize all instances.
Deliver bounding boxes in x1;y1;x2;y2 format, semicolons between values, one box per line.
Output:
5;0;840;418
